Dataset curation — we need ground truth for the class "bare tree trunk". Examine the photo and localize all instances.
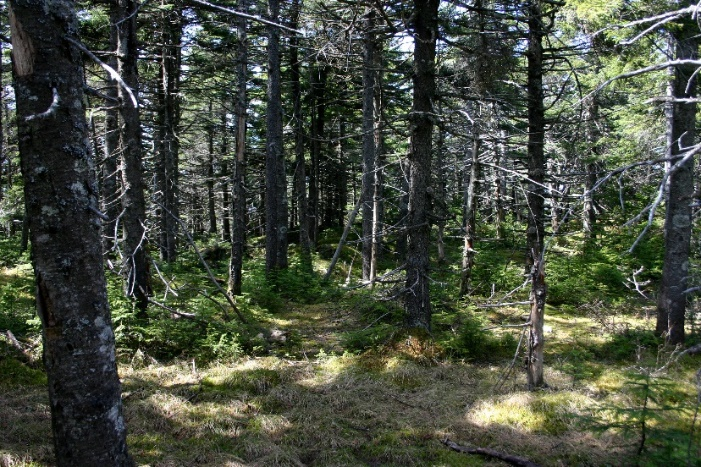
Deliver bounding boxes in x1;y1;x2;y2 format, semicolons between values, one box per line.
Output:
229;0;248;296
362;7;379;281
404;0;439;331
494;127;507;240
309;65;326;245
290;0;311;271
206;101;218;235
220;110;231;242
370;74;385;283
526;0;548;390
11;0;133;463
656;12;698;345
396;157;410;261
102;25;121;255
460;128;479;297
324;198;362;282
114;0;150;316
434;118;447;264
265;0;287;275
156;1;182;263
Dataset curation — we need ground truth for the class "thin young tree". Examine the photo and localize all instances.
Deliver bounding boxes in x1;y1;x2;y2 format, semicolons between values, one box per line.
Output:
525;0;549;390
229;0;249;295
361;5;380;282
10;0;133;463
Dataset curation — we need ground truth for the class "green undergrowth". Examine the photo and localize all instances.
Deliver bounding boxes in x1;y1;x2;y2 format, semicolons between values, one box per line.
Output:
1;231;700;466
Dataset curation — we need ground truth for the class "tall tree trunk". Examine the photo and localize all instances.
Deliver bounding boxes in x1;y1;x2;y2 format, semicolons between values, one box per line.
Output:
370;70;385;283
114;0;150;316
220;110;232;242
10;0;133;463
229;0;248;296
404;0;439;331
206;102;218;235
526;0;548;390
102;23;121;256
309;65;326;245
362;7;379;281
656;13;698;345
494;127;507;240
460;128;479;297
156;2;182;263
434;118;447;265
290;0;311;271
265;0;287;275
334;121;348;228
396;158;410;261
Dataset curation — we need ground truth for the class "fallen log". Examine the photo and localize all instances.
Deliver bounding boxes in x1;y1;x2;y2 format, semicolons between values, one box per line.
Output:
441;438;541;467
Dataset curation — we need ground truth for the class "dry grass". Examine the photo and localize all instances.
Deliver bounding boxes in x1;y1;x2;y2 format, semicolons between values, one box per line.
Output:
1;298;700;466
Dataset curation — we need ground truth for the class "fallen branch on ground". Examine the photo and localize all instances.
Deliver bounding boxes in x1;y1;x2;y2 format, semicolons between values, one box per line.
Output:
441;438;541;467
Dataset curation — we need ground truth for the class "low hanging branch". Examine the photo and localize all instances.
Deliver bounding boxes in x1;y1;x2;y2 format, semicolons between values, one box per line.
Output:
441;438;541;467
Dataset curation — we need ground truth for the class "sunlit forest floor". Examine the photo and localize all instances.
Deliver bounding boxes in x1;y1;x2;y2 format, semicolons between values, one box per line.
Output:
1;233;701;466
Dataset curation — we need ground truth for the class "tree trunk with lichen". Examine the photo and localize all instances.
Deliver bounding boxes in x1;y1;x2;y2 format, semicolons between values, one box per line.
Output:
526;0;548;390
404;0;439;331
10;0;133;464
656;10;698;345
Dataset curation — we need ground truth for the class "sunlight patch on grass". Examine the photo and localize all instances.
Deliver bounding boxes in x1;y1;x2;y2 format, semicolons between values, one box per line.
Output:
469;391;590;435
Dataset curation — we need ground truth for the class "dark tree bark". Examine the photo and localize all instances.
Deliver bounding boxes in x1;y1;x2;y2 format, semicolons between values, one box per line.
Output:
656;11;698;345
265;0;288;275
525;0;548;390
290;0;311;270
113;0;151;316
155;2;183;263
404;0;439;331
229;0;248;296
10;0;133;464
